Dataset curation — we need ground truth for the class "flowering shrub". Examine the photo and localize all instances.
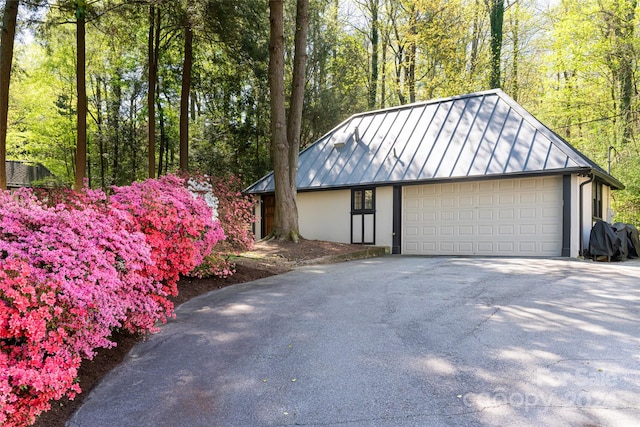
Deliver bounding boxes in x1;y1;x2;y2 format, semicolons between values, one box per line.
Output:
0;188;161;353
0;188;161;426
111;174;226;300
0;258;81;427
0;175;227;425
187;174;255;278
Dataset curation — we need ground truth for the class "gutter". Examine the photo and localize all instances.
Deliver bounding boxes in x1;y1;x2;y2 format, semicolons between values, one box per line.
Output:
579;174;594;257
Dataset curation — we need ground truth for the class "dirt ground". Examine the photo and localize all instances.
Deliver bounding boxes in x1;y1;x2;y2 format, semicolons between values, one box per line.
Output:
32;239;372;427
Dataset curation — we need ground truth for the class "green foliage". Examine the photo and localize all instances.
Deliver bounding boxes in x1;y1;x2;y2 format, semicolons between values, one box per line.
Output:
4;0;640;223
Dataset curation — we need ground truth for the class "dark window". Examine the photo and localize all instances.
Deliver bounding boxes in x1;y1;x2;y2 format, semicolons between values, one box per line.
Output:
593;181;603;219
353;188;374;212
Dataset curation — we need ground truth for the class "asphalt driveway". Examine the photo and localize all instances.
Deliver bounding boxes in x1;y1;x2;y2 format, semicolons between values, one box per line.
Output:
68;257;640;427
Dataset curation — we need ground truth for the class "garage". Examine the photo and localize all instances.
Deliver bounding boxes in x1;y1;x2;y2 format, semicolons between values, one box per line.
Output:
247;89;625;257
403;176;563;256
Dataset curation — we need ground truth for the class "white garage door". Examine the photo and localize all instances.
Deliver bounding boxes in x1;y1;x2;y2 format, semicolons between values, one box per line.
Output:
403;177;563;256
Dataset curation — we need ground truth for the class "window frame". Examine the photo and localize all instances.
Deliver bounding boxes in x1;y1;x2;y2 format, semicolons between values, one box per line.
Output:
592;180;603;220
352;188;375;214
351;187;376;245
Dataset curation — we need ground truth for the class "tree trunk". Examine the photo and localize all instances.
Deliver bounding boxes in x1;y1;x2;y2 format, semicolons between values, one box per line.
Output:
75;1;87;191
268;0;308;242
129;91;137;181
157;96;166;178
179;20;192;172
95;76;106;189
147;5;159;178
381;32;387;109
487;0;504;89
368;0;379;109
0;0;18;191
110;73;122;186
469;0;482;79
619;0;636;145
395;47;406;105
287;0;308;193
511;1;519;101
407;4;417;104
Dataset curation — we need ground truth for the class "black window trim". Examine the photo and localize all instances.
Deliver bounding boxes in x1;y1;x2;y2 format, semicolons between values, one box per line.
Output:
351;187;376;245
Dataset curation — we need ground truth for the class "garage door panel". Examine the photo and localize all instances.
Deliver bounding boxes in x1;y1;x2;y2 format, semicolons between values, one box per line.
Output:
477;242;494;252
441;197;456;208
499;194;515;204
498;224;514;235
478;195;494;206
519;192;537;203
459;209;474;220
406;199;420;209
519;208;536;219
422;226;436;236
478;181;494;191
422;211;436;221
478;210;494;220
406;212;420;222
498;209;515;219
423;198;437;208
477;225;493;234
459;225;474;235
459;195;474;207
498;242;514;252
422;242;436;251
499;180;516;190
459;242;474;252
441;210;455;221
439;241;455;252
543;192;562;203
441;226;454;236
542;223;560;234
519;242;537;252
519;179;537;189
543;207;559;218
519;224;536;234
403;177;562;256
405;226;419;236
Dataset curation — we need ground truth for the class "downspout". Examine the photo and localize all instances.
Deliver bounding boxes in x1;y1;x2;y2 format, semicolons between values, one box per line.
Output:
579;173;594;257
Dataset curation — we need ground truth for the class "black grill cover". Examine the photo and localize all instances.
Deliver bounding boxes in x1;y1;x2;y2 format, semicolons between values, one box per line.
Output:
589;220;621;258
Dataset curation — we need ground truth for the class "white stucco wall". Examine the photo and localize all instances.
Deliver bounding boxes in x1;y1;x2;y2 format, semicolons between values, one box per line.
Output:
567;175;581;257
374;186;394;249
253;187;394;249
297;190;351;243
253;195;262;239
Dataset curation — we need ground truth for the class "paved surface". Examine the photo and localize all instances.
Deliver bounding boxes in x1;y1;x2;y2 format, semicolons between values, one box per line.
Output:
68;257;640;427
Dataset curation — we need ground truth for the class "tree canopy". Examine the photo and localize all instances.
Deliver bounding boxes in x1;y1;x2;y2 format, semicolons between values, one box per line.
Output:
1;0;639;222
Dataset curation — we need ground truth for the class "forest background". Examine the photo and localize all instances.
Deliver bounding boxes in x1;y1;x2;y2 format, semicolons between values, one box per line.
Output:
3;0;640;224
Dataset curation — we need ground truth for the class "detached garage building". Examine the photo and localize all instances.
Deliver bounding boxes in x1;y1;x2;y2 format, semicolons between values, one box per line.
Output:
246;89;624;257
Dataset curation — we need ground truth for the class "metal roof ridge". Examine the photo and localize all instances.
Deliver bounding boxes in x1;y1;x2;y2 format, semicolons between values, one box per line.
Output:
346;88;503;120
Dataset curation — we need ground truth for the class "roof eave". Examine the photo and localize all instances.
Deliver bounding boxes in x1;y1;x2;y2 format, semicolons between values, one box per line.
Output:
244;168;625;195
591;168;625;190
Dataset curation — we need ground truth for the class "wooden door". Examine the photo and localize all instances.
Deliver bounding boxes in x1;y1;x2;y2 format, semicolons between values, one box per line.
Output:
262;195;275;237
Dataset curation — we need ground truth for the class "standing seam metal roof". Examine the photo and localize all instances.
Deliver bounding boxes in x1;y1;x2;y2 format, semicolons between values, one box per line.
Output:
245;89;623;194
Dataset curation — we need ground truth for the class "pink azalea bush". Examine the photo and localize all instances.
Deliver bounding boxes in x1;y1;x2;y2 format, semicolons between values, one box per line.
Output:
0;188;162;426
110;174;226;303
0;174;229;426
189;173;255;278
0;258;82;427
